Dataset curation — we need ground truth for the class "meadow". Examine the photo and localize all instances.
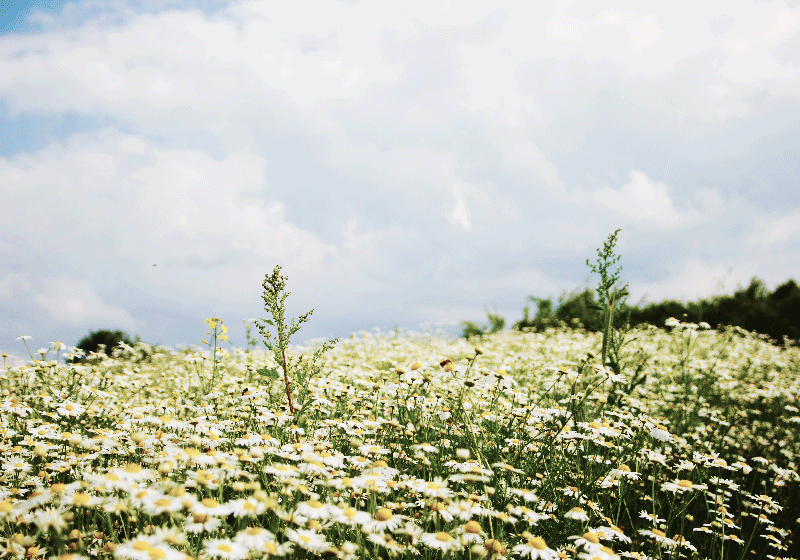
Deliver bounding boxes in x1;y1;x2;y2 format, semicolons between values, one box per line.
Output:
2;235;798;560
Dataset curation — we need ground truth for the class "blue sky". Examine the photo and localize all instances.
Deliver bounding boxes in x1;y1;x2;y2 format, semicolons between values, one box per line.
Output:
2;0;799;365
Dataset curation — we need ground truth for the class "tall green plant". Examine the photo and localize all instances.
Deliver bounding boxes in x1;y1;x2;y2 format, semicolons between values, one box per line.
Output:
586;229;630;367
253;266;338;427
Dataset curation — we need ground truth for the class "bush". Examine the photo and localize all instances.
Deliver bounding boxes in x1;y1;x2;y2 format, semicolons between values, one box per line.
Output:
69;328;140;363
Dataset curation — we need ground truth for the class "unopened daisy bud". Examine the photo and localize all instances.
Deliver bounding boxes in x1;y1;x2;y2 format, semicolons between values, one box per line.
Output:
395;366;406;374
474;346;484;355
470;543;488;557
484;539;506;555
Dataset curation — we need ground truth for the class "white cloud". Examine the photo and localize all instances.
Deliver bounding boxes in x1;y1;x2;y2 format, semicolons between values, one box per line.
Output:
630;259;748;304
747;209;800;250
33;276;143;329
582;171;728;231
446;182;473;232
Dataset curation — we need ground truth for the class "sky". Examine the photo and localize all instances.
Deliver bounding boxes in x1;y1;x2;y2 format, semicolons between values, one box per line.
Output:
2;0;799;366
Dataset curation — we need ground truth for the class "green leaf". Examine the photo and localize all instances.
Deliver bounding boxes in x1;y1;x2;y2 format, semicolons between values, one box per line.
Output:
256;367;280;379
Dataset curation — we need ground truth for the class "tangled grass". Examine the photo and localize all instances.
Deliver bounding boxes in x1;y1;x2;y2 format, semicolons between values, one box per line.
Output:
1;316;798;560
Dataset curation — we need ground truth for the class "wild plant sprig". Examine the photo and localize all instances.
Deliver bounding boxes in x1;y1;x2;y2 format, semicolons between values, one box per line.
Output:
198;316;228;394
254;265;338;425
586;229;632;370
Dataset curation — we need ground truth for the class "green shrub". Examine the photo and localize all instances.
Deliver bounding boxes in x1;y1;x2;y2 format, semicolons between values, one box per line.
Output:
69;328;140;364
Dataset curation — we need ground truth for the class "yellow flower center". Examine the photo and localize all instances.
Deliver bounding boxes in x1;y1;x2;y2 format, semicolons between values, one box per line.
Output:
435;532;452;542
617;464;631;472
247;527;263;536
375;508;394;521
464;520;482;534
148;550;166;559
582;532;600;544
72;493;90;506
484;540;506;554
155;499;171;507
677;480;693;488
132;541;152;551
529;537;547;550
125;464;142;473
201;498;219;508
652;529;666;538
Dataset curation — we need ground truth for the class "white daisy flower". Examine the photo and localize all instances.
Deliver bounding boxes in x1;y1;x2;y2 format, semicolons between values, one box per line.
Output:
333;506;372;526
295;499;339;520
285;528;330;553
262;463;301;477
513;536;559;560
565;506;590;521
363;507;406;533
234;526;276;552
649;424;670;442
141;493;182;516
34;508;68;533
56;400;85;418
420;531;463;553
191;497;234;516
185;514;222;533
204;538;249;560
115;535;172;560
458;520;486;543
367;532;408;554
227;497;267;517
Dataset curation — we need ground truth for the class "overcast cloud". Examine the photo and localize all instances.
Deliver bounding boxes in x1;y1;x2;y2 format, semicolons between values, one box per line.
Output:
2;0;799;365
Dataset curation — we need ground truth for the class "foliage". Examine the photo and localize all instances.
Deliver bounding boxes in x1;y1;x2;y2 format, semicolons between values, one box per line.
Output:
253;265;339;430
68;328;140;364
511;296;567;332
459;304;506;339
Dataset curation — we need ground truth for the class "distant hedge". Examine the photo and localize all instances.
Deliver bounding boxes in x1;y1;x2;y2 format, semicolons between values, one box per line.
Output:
463;276;800;348
68;328;140;363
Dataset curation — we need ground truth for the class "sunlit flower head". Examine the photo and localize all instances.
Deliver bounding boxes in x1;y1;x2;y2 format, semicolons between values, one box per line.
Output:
513;536;559;560
285;528;329;553
204;539;249;560
364;507;406;533
233;526;276;552
420;531;463;553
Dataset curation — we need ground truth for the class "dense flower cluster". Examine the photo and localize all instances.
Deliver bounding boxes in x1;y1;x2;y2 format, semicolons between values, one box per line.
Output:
0;321;797;559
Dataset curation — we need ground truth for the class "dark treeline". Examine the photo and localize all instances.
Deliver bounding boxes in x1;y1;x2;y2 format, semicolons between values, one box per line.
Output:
461;276;800;348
